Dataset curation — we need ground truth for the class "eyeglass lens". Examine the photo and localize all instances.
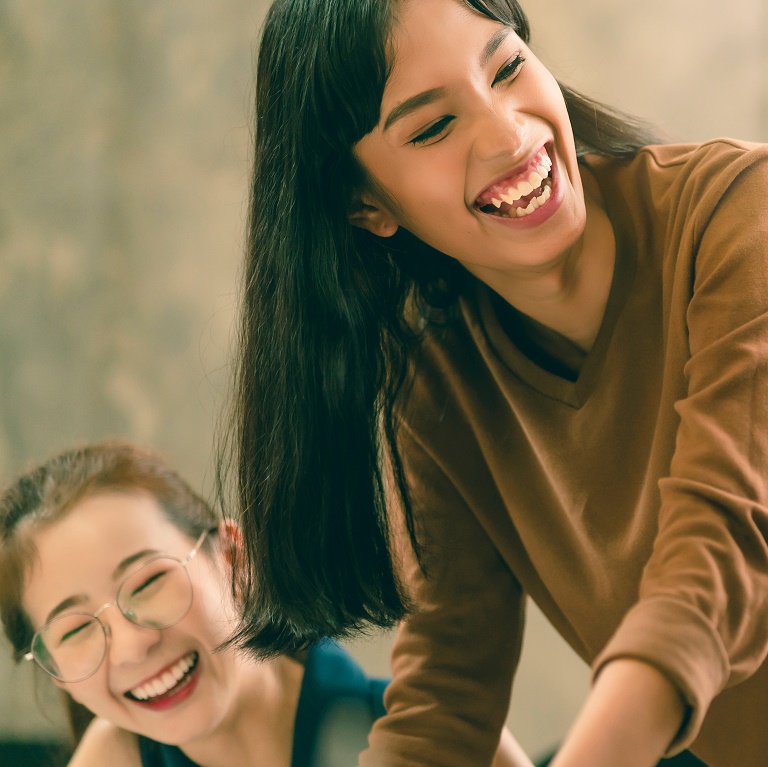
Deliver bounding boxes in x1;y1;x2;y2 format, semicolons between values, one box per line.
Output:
32;556;193;682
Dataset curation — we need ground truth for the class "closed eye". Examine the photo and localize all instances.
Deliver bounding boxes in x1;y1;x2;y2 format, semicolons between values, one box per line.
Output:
131;570;168;598
409;115;455;146
406;51;525;146
60;621;91;643
492;53;525;86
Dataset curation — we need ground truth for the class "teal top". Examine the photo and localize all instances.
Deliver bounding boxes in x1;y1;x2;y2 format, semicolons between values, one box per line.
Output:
137;640;387;767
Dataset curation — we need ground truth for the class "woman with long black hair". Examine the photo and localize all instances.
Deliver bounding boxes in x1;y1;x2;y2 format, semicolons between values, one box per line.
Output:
222;0;768;765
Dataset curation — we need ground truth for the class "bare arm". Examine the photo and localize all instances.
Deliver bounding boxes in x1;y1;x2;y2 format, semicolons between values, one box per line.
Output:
491;728;535;767
68;718;142;767
549;659;685;767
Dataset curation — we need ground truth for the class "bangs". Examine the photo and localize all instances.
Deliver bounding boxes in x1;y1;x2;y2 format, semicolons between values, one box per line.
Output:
461;0;530;41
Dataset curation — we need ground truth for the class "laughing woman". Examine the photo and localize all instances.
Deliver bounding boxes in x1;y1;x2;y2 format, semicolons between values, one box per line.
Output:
223;0;768;766
0;441;525;767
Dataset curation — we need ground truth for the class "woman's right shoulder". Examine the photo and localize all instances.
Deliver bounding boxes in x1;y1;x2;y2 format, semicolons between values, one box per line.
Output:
68;718;142;767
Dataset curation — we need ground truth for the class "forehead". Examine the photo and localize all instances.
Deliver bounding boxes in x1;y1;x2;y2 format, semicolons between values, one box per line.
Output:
384;0;509;98
22;492;191;623
39;492;186;554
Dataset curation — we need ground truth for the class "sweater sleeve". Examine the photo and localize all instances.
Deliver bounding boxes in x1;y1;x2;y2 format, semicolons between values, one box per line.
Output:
359;424;526;767
593;147;768;754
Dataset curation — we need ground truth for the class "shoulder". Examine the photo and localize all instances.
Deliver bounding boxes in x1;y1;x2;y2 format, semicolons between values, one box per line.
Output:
293;641;386;767
303;639;370;696
601;139;767;216
587;140;768;271
67;718;142;767
643;139;767;201
591;138;767;178
635;138;766;166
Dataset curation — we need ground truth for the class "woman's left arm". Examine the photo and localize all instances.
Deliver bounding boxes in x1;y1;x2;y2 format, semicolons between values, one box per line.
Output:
550;658;685;767
556;144;768;766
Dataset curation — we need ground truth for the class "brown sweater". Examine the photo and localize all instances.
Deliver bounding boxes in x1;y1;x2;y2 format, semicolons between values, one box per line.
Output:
360;140;768;767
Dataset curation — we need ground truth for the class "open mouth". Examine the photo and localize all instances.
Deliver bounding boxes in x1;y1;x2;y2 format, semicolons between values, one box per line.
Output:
474;145;553;219
125;651;199;703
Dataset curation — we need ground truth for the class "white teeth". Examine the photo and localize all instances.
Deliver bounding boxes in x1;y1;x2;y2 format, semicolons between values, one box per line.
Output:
528;171;543;187
513;183;552;219
517;180;534;196
479;147;554;216
129;651;197;701
497;166;548;204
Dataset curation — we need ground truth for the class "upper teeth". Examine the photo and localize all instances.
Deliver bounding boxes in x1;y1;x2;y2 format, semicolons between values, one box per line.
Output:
129;651;196;701
491;154;552;209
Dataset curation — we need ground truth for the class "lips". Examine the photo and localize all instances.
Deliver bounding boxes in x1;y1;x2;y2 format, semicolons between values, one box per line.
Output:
474;145;554;219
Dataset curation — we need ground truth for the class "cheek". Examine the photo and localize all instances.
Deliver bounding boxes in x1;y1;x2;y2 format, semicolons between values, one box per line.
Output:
59;677;105;713
541;84;577;156
356;141;461;224
380;161;468;240
192;582;238;642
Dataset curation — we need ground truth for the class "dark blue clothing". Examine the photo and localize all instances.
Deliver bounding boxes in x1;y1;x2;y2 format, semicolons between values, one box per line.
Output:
137;641;387;767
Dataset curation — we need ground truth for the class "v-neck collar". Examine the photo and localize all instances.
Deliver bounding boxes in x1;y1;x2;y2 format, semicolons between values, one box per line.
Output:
469;157;637;409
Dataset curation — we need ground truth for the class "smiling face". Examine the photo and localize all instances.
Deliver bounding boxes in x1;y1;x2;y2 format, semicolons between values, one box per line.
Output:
21;492;244;747
354;0;588;284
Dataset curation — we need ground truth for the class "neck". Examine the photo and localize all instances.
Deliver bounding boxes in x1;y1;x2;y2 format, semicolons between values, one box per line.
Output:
180;655;304;767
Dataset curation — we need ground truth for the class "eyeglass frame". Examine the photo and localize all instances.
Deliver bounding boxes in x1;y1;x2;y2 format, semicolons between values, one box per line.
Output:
24;526;215;682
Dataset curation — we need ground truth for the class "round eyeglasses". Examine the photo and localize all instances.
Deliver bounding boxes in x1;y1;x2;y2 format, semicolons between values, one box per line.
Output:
24;528;213;683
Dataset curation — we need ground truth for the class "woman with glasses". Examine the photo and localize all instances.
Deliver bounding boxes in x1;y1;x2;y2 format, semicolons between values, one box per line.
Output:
0;440;525;767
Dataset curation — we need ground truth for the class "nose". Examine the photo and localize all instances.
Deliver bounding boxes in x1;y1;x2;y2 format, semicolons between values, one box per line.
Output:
102;607;162;667
470;105;529;164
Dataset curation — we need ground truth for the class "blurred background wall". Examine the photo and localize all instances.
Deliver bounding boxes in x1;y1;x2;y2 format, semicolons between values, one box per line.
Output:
0;0;765;763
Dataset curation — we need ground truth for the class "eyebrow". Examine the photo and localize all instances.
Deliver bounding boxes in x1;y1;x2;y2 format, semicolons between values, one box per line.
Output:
112;549;159;580
382;28;512;133
42;549;160;625
45;595;88;624
383;87;446;132
480;27;510;68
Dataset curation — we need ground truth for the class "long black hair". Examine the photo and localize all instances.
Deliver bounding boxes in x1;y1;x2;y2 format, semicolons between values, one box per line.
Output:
220;0;660;657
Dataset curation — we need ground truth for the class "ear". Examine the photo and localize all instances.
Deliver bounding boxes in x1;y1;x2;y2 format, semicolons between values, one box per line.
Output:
216;518;244;570
348;191;399;237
